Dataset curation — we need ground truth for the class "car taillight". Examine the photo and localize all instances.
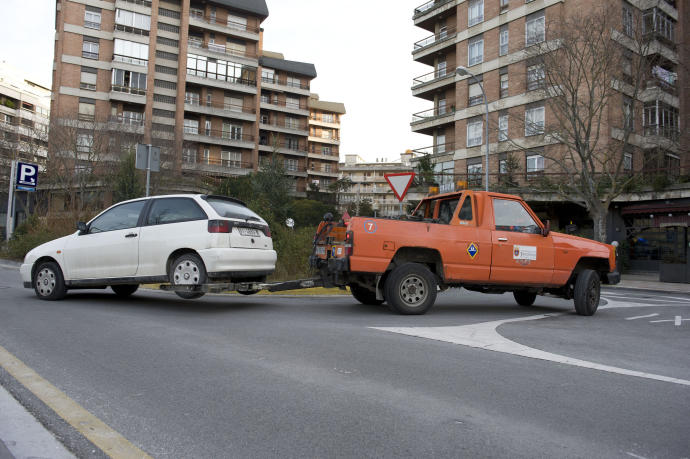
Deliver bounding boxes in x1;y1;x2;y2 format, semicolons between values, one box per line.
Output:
263;226;271;238
208;220;231;233
344;230;353;256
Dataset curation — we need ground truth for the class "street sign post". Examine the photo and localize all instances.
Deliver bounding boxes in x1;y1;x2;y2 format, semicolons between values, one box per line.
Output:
136;144;160;197
5;161;39;240
384;172;416;215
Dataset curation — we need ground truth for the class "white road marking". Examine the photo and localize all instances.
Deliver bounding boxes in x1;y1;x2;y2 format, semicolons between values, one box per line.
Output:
372;297;690;387
602;292;690;303
625;313;659;320
649;316;687;326
626;452;648;459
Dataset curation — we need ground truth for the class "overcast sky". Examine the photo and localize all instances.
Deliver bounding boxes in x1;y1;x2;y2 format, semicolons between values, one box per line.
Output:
0;0;430;162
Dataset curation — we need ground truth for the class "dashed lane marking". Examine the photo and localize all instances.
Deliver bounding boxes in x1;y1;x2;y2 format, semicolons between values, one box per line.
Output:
372;297;690;387
0;344;152;459
625;313;659;320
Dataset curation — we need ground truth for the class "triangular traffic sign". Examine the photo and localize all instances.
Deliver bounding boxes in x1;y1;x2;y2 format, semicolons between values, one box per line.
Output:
384;172;416;202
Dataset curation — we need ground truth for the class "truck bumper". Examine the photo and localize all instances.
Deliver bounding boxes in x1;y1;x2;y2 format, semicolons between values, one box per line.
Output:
605;271;621;285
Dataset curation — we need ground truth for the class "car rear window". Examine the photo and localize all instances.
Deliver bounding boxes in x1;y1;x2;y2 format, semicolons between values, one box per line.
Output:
206;198;261;221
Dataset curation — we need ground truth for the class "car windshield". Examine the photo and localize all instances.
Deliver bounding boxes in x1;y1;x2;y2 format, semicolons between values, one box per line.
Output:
206;198;262;222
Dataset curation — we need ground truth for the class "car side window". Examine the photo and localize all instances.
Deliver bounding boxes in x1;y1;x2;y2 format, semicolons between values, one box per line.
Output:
146;198;207;225
458;196;473;221
437;199;459;224
89;201;145;233
493;199;540;234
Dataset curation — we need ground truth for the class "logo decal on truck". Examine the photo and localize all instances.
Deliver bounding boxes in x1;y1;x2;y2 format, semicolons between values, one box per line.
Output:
513;245;537;261
467;242;479;259
364;220;377;233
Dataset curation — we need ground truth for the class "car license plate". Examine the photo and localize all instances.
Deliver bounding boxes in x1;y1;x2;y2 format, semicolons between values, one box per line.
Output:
238;227;261;237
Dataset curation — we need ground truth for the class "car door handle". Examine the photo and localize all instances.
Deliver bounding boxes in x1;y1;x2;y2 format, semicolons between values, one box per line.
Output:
497;237;508;242
125;233;138;238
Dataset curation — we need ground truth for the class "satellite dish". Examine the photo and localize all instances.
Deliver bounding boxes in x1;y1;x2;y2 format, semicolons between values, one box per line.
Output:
285;218;295;228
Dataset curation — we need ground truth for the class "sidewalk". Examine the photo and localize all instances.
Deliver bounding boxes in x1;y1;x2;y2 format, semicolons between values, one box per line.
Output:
608;272;690;294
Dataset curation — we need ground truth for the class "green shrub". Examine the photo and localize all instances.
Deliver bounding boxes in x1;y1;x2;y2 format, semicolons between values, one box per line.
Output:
269;226;315;281
3;215;76;261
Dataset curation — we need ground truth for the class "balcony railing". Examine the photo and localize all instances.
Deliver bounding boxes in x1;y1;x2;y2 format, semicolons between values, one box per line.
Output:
413;0;455;18
184;128;254;143
188;11;260;34
182;156;253;170
121;0;152;7
645;77;677;95
186;69;256;87
260;98;308;111
187;39;257;59
412;141;456;156
184;98;255;115
260;119;309;131
258;138;307;153
643;124;680;141
260;76;310;90
411;107;454;123
412;69;454;87
413;27;457;50
111;84;146;96
114;23;150;36
113;54;147;66
109;115;144;126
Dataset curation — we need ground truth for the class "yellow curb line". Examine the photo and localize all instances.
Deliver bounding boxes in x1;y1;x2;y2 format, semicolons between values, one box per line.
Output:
0;344;151;459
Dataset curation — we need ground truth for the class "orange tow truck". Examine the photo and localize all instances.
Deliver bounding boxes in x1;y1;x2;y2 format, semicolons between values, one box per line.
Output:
310;190;619;315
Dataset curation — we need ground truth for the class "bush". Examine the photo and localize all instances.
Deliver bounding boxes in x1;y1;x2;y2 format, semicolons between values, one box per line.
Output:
269;226;315;281
3;215;77;261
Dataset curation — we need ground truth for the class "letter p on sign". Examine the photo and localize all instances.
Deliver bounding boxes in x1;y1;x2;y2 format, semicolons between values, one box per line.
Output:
16;162;38;190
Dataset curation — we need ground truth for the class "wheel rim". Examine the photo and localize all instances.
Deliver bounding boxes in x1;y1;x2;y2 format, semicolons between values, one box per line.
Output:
587;278;600;310
174;260;201;285
399;275;427;307
36;268;56;297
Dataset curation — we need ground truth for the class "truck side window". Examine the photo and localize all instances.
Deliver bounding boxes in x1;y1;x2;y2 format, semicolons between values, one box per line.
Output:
493;199;541;234
458;196;473;221
437;199;459;224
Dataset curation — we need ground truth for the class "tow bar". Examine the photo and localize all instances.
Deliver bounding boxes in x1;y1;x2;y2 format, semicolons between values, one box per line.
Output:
158;277;326;294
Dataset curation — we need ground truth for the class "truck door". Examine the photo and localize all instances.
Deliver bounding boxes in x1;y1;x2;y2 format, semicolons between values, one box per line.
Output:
489;198;554;285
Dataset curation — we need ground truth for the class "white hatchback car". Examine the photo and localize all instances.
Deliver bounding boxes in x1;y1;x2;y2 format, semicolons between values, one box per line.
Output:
21;194;277;300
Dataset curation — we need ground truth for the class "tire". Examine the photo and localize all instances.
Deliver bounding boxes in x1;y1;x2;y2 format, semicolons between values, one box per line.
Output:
349;284;384;305
384;263;437;315
513;290;537;306
237;289;260;296
111;284;139;297
169;253;207;300
573;269;600;316
32;261;67;301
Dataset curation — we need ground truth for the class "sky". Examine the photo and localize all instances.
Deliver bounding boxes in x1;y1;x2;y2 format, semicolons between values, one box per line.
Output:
0;0;431;162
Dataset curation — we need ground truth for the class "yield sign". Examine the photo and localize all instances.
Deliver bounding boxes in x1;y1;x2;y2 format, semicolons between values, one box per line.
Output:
384;172;416;202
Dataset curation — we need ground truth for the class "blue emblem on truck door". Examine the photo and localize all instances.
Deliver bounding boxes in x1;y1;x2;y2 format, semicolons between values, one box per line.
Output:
467;242;479;259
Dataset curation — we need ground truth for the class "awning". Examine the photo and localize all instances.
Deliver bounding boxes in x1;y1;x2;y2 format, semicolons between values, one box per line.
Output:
621;203;690;215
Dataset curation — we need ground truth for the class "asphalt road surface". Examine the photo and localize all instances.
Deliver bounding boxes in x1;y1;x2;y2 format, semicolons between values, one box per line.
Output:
0;265;688;458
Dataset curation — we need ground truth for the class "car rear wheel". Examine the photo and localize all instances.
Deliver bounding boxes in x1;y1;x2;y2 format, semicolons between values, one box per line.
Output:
33;261;67;301
574;269;600;316
349;284;384;305
384;263;437;315
513;290;537;306
111;284;139;297
170;253;207;300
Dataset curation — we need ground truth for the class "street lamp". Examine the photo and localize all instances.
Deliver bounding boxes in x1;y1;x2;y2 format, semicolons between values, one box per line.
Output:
456;66;489;192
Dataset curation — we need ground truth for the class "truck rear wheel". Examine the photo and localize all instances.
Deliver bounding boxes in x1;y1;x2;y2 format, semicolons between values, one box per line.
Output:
513;291;537;306
349;284;383;305
384;263;437;315
574;269;600;316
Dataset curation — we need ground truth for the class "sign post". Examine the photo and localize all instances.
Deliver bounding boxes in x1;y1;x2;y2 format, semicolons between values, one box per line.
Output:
384;172;416;216
136;143;160;197
5;161;39;241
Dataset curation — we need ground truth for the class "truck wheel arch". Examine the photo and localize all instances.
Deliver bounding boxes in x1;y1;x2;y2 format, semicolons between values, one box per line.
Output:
569;257;610;284
387;247;444;281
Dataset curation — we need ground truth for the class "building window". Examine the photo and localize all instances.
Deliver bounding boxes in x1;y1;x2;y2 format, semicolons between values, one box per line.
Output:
222;123;242;140
286;96;300;109
469;82;483;106
154;79;176;90
526;153;545;175
623;96;634;131
183;119;199;135
115;9;151;33
80;67;97;90
467;163;483;187
82;37;99;59
221;150;242;168
525;10;545;46
622;3;634;37
436;132;446;153
499;158;507;174
323;146;331;156
76;132;93;152
526;63;545;90
643;8;675;42
262;68;275;83
184;91;200;105
286;136;299;150
111;69;147;95
186;54;256;84
623;151;633;172
183;148;196;164
84;7;101;29
498;113;508;141
158;7;180;19
438;98;447;115
499;25;509;56
525;106;545;136
120;110;143;125
323;113;334;123
205;120;211;136
155;64;177;76
500;72;509;98
158;22;179;34
643;101;679;140
467;117;483;147
78;99;95;121
324;163;332;173
285;158;298;171
468;36;484;66
227;14;247;31
468;0;484;26
287;76;301;88
500;0;509;13
113;39;149;66
436;60;447;78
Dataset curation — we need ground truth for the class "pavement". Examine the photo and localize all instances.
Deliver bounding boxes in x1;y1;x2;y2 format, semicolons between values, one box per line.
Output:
0;258;688;458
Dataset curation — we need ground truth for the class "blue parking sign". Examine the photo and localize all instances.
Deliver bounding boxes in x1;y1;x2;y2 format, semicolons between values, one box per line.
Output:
16;162;38;191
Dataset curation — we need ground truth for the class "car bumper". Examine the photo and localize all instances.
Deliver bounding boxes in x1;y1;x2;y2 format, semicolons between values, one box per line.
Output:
605;271;621;285
198;248;277;277
20;263;32;286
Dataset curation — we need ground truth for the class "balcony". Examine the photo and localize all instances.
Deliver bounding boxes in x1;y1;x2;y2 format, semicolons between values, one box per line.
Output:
411;107;454;125
260;99;309;116
412;141;456;157
110;84;147;104
187;39;257;62
182;157;254;177
308;167;339;178
184;99;256;122
643;124;680;142
260;119;309;136
413;0;457;30
308;134;340;146
185;70;257;94
258;138;308;156
412;70;455;99
183;128;255;149
413;27;457;65
260;76;310;96
188;11;260;40
108;115;145;134
413;0;455;18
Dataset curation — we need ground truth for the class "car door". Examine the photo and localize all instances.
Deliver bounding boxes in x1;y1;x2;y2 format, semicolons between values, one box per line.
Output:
63;200;146;280
489;198;554;285
137;197;209;277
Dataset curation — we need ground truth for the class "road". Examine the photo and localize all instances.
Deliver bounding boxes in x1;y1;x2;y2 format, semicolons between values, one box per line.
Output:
1;264;689;458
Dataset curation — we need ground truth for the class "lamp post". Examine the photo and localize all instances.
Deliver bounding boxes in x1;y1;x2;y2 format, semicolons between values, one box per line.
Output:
456;66;489;192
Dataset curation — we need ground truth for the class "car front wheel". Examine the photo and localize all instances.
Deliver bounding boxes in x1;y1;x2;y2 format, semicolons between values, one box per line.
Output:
170;253;207;300
33;261;67;301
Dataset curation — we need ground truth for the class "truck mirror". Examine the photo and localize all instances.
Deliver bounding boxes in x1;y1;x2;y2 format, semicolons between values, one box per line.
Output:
542;220;551;237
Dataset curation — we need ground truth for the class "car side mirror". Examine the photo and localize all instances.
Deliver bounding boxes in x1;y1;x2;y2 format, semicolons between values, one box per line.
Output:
77;222;88;234
542;220;551;237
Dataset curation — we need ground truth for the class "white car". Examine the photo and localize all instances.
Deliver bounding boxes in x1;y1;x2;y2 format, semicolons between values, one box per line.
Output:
21;194;277;300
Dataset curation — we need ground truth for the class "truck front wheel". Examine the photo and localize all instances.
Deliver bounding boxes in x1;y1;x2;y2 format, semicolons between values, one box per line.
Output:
349;284;383;305
573;269;600;316
385;263;437;315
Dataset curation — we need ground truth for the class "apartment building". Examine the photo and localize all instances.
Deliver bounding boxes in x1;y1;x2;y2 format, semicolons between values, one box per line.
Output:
338;153;426;217
51;0;344;195
410;0;686;188
307;94;345;190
